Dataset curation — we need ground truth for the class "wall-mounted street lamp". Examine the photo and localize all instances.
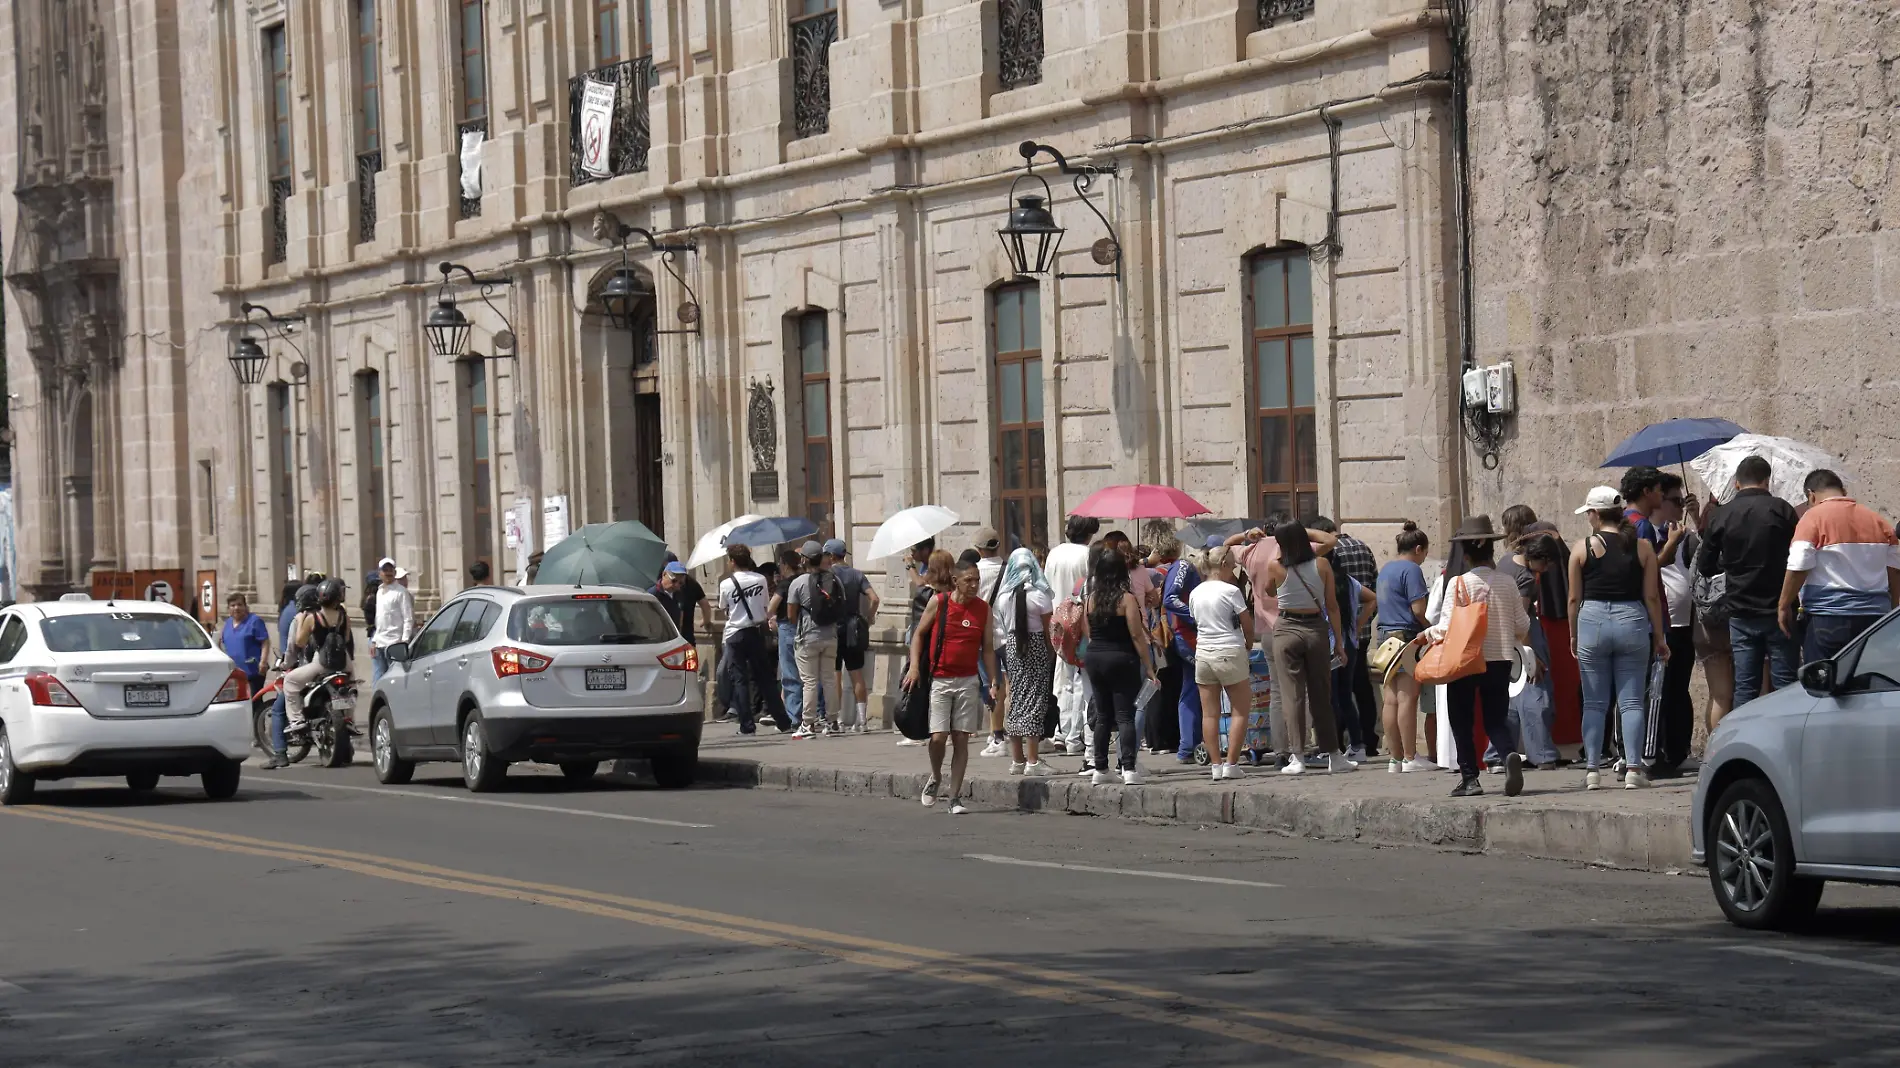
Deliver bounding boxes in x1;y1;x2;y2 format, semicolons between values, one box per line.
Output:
426;261;516;359
598;219;701;335
998;140;1122;281
231;302;308;385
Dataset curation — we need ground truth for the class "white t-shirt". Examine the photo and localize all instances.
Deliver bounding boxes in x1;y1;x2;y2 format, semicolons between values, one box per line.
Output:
1660;533;1695;628
1189;579;1250;652
1045;542;1090;606
995;586;1054;638
976;556;1004;600
718;572;769;641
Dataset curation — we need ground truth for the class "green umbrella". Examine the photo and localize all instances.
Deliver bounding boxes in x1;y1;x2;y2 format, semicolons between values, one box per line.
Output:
533;521;669;589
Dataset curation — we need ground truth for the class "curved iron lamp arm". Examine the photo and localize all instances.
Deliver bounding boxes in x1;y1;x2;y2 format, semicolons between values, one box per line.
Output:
438;261;517;356
241;301;310;364
612;224;702;335
1018;141;1122;280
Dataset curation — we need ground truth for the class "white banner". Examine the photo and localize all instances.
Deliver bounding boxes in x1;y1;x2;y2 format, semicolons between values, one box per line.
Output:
577;79;617;178
542;494;571;549
459;127;485;200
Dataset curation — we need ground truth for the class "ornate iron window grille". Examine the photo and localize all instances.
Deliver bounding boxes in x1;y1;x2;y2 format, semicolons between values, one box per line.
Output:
457;117;487;218
790;11;836;139
268;176;293;264
1258;0;1315;29
356;150;382;243
998;0;1043;90
568;56;654;186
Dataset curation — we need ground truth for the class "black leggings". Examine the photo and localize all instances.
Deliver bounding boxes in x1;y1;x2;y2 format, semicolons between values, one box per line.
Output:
1085;649;1142;771
1447;660;1513;779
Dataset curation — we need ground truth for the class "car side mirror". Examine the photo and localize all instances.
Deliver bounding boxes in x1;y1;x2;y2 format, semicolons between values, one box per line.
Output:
1800;659;1837;696
386;641;411;666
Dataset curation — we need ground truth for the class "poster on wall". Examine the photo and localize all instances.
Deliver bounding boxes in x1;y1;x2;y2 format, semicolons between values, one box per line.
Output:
577;79;617;178
542;495;571;549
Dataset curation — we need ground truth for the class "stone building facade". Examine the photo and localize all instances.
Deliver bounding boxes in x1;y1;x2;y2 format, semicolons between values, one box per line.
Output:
1465;0;1900;522
2;0;1464;629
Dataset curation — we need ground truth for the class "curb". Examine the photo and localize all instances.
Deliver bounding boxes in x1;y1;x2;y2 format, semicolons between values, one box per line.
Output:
694;758;1694;873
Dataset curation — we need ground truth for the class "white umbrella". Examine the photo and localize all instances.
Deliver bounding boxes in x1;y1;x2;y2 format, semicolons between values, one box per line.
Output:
1689;434;1837;507
685;513;765;570
865;505;960;562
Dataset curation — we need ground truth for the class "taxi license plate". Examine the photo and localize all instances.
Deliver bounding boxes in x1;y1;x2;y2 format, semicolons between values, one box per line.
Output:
585;668;627;691
124;685;170;708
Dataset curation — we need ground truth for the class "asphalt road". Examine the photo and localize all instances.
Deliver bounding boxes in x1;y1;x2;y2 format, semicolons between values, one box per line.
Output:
3;758;1900;1067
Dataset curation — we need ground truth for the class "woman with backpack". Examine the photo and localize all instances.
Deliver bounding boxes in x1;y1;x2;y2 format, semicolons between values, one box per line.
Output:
1082;547;1156;786
995;547;1057;776
283;577;355;742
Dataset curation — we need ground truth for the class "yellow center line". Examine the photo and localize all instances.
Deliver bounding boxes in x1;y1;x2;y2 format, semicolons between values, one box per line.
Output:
6;806;1567;1068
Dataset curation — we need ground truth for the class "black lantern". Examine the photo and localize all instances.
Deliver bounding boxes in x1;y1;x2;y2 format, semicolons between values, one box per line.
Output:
428;261;514;360
598;267;649;331
230;334;269;385
997;141;1122;281
999;190;1064;277
425;296;473;358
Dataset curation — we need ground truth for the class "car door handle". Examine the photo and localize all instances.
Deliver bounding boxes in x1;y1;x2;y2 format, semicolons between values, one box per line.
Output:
423;668;434;679
456;656;469;668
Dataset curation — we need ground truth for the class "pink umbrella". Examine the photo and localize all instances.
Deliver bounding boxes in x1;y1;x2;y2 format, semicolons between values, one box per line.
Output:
1070;484;1211;519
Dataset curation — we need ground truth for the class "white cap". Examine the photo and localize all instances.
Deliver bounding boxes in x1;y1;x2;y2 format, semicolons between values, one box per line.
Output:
378;557;397;570
1574;485;1624;514
393;567;410;580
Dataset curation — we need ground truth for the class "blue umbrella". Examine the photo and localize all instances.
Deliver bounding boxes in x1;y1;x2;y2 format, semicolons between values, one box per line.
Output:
1601;418;1747;469
723;515;820;549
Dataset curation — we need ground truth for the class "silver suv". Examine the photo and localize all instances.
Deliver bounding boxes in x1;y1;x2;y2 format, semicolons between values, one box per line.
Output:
368;586;702;792
1693;607;1900;929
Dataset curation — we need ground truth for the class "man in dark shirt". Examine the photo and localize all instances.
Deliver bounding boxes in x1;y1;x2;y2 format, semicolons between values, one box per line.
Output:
650;562;691;637
1696;455;1799;706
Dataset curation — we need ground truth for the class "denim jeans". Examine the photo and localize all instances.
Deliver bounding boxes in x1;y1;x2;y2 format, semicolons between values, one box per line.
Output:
726;627;790;733
1173;636;1202;760
371;647;389;683
1803;613;1886;666
1576;600;1651;771
269;691;288;754
1728;612;1798;707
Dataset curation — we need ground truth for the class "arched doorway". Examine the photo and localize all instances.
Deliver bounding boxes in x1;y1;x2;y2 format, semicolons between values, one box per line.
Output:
583;263;663;535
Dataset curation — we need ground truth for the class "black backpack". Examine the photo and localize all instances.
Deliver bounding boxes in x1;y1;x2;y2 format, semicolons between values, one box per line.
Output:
807;570;847;627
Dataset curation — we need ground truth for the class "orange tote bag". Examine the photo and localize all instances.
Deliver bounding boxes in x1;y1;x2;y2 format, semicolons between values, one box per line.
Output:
1414;575;1488;685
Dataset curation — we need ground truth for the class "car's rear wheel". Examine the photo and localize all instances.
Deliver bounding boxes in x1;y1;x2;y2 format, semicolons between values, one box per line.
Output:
461;714;507;793
0;728;35;806
559;761;599;783
202;761;242;801
126;770;160;792
1710;777;1824;930
649;748;697;789
371;709;414;785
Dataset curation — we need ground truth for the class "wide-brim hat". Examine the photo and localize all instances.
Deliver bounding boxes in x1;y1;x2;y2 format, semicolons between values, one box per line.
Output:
1376;634;1423;687
1449;515;1503;543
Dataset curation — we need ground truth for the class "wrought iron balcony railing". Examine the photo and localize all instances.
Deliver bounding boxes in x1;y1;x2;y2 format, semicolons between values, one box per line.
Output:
998;0;1044;91
268;175;292;264
356;150;382;243
790;10;836;139
569;56;654;186
1258;0;1315;29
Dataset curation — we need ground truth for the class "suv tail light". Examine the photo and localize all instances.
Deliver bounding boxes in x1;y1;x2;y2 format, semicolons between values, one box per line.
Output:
24;671;81;707
658;644;698;671
493;646;553;677
214;669;251;703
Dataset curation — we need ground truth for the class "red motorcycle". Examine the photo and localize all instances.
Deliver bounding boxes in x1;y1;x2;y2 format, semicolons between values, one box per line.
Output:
251;671;358;768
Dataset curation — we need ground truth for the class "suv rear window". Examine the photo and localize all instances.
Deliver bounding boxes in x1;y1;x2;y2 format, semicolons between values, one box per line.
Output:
41;613;214;652
509;598;678;646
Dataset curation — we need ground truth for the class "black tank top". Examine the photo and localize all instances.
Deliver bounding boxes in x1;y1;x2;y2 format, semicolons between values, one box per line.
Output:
1580;533;1645;602
308;608;353;664
1087;602;1138;656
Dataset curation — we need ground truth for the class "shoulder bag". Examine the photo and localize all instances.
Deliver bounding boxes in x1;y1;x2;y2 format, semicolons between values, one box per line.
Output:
896;593;949;740
1414;575;1488;684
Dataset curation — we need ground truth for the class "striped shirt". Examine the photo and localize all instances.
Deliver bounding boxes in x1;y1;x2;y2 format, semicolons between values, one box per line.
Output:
1427;566;1529;663
1788;497;1900;617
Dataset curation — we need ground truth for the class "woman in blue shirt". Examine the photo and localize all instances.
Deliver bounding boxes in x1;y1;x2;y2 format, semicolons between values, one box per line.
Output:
1375;522;1433;772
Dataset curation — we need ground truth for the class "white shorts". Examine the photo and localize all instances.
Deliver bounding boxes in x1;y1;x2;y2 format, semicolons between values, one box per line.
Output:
928;676;985;734
1194;645;1251;687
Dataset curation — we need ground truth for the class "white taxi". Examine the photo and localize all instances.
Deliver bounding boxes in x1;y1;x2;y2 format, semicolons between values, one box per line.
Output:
0;597;254;802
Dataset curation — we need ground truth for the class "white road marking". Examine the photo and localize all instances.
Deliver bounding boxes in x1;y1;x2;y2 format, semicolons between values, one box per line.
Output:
1722;944;1900;978
965;853;1281;888
0;979;27;996
270;777;713;829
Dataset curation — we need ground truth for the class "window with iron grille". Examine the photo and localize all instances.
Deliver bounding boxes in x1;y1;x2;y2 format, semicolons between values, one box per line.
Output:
1258;0;1315;30
355;0;383;243
794;312;833;536
458;0;487;218
997;0;1043;91
790;0;836;139
1248;248;1318;523
263;25;292;264
992;284;1047;553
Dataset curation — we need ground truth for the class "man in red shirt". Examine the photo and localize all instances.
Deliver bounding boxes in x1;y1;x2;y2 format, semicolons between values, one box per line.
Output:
903;560;997;815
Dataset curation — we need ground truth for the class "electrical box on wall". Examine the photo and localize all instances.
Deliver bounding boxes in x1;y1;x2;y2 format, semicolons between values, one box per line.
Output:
1461;367;1488;409
1485;361;1516;414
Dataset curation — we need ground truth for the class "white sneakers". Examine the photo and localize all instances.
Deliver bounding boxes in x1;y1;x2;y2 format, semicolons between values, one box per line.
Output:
1388;759;1401;773
1007;761;1026;776
1345;745;1369;763
1625;769;1650;790
1121;769;1144;786
1281;756;1307;775
1585;769;1601;790
1402;757;1436;773
979;737;1009;758
1330;752;1357;773
1022;761;1055;776
1090;769;1114;786
896;737;926;747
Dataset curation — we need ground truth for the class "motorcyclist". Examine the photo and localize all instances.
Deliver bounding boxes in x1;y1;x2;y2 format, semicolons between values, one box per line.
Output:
262;581;323;770
283;578;356;745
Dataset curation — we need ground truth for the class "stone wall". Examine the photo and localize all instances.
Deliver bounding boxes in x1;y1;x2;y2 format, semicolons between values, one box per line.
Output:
1466;0;1900;522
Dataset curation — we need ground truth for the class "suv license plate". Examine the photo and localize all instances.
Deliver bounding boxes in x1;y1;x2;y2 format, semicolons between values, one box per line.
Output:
124;685;170;708
585;668;627;691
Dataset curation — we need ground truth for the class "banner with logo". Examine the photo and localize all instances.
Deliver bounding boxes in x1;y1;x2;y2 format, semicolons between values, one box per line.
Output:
577;79;617;178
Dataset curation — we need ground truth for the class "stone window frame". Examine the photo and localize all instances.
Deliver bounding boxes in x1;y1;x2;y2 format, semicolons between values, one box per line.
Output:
1245;244;1319;523
789;0;839;140
790;309;835;538
989;281;1048;554
460;358;496;572
356;369;388;570
265;382;298;579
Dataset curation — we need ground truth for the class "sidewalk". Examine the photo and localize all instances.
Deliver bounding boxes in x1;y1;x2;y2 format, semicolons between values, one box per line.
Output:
682;729;1696;873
